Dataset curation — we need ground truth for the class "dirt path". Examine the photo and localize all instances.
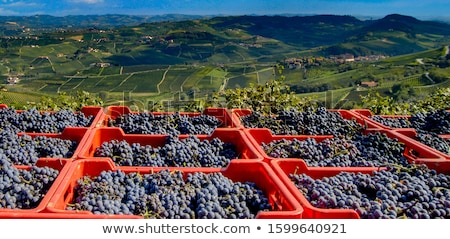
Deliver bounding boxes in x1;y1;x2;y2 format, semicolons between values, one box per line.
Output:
157;65;171;94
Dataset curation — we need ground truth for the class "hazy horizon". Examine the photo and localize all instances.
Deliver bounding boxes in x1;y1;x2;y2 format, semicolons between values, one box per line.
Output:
0;0;449;21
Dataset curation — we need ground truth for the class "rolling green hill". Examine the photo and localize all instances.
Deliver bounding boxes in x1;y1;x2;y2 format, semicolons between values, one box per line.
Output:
1;14;450;110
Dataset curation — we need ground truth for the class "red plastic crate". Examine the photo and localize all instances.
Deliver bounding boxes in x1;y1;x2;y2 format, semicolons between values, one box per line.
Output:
232;108;370;133
0;104;105;131
230;109;253;129
244;128;446;169
351;109;413;130
103;106;237;131
0;158;72;217
16;127;92;163
0;212;105;219
78;127;264;168
46;158;303;219
441;134;450;160
270;159;385;219
352;109;450;132
392;129;450;172
81;106;106;129
244;128;332;164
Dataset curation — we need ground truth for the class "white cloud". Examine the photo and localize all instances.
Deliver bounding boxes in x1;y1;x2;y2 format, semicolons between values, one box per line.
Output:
8;1;40;7
69;0;104;3
0;7;18;15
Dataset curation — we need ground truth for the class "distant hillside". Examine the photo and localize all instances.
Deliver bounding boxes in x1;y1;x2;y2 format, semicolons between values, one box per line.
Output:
1;13;449;111
139;14;450;56
1;14;449;63
206;15;366;48
2;13;450;56
365;14;450;35
104;14;448;61
322;14;450;56
0;14;210;33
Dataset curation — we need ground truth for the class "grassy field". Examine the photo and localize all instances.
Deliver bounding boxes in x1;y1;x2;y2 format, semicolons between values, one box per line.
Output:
159;67;196;93
121;72;161;93
226;74;258;89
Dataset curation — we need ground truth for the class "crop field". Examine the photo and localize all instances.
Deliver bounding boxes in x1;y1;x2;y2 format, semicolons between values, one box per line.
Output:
195;76;223;91
296;87;355;107
159;68;196;93
57;78;87;92
412;79;450;94
30;58;51;67
38;83;62;93
98;67;121;76
226;73;257;89
225;65;246;76
342;89;369;104
120;72;161;93
92;75;127;91
0;91;42;105
52;61;85;74
122;65;167;74
382;48;442;65
179;66;215;92
29;66;55;75
63;77;100;91
82;67;102;76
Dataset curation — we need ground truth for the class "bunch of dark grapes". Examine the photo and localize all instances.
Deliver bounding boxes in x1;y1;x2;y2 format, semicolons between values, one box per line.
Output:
108;112;223;135
290;165;450;219
0;129;78;165
370;109;450;134
0;154;60;209
0;108;93;133
241;107;363;136
370;109;450;155
410;109;450;134
369;116;411;128
415;130;450;156
261;132;408;167
67;169;272;219
94;135;237;167
0;107;20;132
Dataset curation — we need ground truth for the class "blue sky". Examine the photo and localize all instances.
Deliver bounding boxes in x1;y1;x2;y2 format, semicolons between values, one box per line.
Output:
0;0;449;19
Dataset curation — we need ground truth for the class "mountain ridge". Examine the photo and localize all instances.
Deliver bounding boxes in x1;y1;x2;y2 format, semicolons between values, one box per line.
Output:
1;13;449;29
1;13;449;59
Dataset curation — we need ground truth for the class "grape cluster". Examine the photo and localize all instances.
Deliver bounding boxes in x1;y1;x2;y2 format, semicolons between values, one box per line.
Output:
290;165;450;219
0;108;93;133
0;129;78;165
94;135;237;167
0;154;60;209
415;130;450;156
369;110;450;155
241;107;363;136
261;132;408;167
67;169;272;218
108;112;223;135
410;109;450;134
370;109;450;134
369;116;411;128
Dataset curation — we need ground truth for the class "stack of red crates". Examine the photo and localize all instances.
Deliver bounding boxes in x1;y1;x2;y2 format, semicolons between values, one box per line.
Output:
232;108;448;218
1;105;449;219
0;104;104;218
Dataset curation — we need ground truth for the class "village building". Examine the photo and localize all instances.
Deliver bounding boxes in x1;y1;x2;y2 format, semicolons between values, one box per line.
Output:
90;62;111;67
360;81;378;88
7;75;20;84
